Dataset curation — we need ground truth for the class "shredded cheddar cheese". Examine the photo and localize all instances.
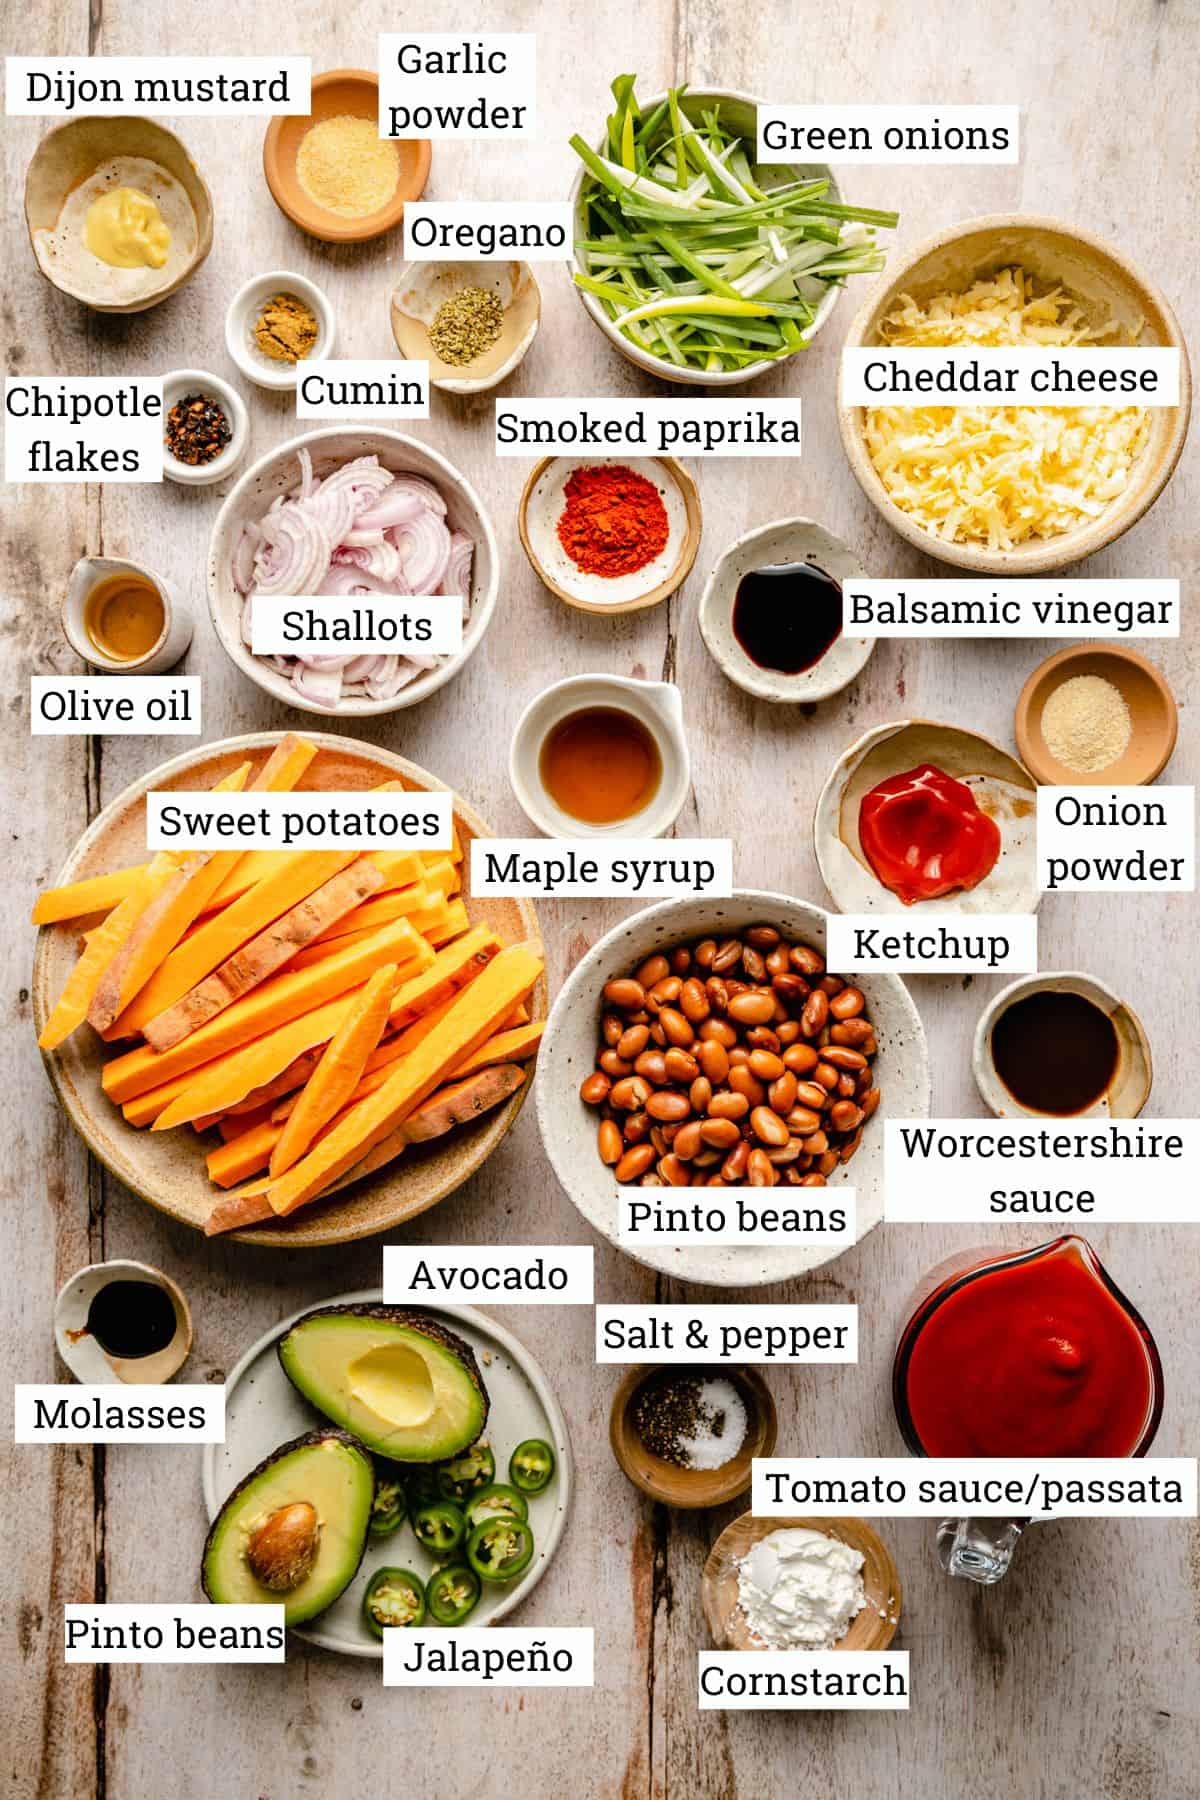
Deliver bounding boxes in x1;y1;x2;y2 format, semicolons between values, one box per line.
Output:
863;267;1151;549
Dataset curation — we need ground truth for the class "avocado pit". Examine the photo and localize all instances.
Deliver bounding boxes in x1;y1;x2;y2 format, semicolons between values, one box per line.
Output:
246;1501;320;1592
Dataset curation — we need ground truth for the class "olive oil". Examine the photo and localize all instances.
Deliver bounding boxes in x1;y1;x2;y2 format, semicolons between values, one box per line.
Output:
83;572;165;663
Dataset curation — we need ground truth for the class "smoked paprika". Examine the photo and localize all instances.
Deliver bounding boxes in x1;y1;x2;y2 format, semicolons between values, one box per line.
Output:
555;464;670;578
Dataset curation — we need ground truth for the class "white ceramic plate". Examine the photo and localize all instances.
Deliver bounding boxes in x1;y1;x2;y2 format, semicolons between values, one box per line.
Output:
207;427;499;717
697;517;875;703
202;1293;573;1657
536;891;930;1286
815;719;1040;916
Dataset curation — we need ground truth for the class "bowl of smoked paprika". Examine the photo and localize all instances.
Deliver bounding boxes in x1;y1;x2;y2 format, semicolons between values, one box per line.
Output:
518;455;701;615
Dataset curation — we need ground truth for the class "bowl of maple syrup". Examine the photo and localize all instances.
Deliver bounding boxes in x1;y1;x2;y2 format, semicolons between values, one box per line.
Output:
698;517;875;704
508;673;691;839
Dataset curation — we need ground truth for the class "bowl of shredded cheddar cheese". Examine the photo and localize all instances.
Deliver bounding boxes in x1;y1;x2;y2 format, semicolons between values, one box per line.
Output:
838;216;1190;573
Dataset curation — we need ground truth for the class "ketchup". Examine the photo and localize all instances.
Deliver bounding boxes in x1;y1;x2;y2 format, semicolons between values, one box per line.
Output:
894;1237;1162;1460
858;763;1001;906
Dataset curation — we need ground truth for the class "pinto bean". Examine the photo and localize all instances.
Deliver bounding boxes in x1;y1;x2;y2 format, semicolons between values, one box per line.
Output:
604;978;646;1011
580;1072;611;1106
727;990;775;1026
598;1120;623;1164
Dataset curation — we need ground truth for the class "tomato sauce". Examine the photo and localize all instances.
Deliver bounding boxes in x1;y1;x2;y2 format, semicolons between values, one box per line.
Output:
894;1237;1162;1459
858;763;1001;905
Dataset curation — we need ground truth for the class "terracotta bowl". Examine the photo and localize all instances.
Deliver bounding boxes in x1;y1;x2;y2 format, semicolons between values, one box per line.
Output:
24;115;213;313
263;69;430;244
32;733;543;1246
1014;644;1177;785
609;1366;777;1509
838;215;1192;573
702;1514;901;1650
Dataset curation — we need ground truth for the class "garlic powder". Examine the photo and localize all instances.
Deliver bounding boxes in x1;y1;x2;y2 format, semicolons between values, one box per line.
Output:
736;1528;866;1650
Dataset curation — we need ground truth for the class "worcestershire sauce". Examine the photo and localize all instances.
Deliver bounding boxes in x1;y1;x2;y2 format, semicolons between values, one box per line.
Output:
85;1280;177;1359
991;990;1119;1115
732;562;843;674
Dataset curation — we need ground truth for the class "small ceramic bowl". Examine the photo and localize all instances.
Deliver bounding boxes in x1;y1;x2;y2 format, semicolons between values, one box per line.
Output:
62;555;192;674
702;1514;901;1650
536;890;931;1287
698;517;875;703
54;1259;193;1384
161;369;249;487
509;673;691;840
569;89;843;387
391;260;540;394
973;971;1153;1119
207;427;499;717
224;270;335;392
264;70;430;244
838;215;1192;574
1014;644;1178;785
24;115;213;313
609;1366;777;1509
518;456;702;613
815;718;1040;916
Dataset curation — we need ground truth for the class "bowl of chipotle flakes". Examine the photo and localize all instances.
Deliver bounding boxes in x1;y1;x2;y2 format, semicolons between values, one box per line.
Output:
518;455;702;615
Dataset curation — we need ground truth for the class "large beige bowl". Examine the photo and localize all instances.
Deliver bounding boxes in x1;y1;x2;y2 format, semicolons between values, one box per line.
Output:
838;215;1191;573
24;115;213;313
32;733;543;1246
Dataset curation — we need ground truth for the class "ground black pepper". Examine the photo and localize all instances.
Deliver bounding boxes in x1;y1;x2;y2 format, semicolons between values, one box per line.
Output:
166;392;232;466
634;1374;719;1466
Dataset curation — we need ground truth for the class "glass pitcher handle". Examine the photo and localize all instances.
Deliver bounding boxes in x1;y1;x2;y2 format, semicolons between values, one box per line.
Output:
936;1516;1025;1583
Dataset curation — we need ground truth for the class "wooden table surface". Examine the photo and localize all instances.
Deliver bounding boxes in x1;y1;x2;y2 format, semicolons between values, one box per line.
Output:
4;3;1197;1796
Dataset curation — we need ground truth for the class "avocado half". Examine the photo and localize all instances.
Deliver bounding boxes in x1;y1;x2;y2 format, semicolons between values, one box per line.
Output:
277;1305;490;1462
202;1428;374;1626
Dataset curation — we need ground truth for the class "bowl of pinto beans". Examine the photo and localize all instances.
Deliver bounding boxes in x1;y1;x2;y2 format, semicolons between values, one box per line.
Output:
535;889;930;1286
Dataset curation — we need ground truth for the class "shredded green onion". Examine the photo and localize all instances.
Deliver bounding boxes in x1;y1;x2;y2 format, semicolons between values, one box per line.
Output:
572;77;898;374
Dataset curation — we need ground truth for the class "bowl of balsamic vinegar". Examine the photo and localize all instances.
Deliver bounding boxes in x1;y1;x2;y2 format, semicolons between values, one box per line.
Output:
698;517;876;704
55;1260;193;1384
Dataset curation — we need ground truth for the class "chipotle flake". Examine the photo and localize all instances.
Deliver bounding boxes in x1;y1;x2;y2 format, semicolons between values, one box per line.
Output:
166;392;232;466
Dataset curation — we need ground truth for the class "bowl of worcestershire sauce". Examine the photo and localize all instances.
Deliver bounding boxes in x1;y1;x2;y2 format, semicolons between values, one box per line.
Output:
698;517;875;703
508;674;691;840
973;971;1152;1118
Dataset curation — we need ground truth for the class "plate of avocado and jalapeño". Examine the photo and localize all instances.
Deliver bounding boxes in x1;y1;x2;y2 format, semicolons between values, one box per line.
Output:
201;1294;573;1656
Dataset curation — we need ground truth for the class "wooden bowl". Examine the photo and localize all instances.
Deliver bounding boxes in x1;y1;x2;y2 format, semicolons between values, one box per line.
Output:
1014;644;1177;785
263;70;430;244
24;115;213;313
391;260;540;394
838;215;1192;573
32;733;543;1247
518;456;702;614
609;1366;777;1508
702;1514;901;1650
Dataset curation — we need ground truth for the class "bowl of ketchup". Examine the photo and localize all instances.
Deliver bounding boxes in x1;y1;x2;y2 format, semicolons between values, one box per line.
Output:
893;1237;1164;1581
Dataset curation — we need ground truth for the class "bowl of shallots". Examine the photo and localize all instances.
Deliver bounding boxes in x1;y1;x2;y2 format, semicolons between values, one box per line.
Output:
207;427;499;716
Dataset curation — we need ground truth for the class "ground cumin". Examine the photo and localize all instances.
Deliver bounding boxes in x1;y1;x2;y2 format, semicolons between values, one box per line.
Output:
253;292;319;364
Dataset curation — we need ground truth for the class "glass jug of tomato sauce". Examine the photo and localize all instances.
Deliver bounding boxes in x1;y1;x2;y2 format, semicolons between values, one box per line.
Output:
893;1236;1164;1583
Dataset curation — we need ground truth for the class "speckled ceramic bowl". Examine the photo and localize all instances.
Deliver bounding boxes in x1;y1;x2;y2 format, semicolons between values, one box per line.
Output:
33;733;543;1246
536;890;930;1286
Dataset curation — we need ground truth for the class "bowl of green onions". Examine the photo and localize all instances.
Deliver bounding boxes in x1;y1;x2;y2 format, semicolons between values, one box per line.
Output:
569;79;898;386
